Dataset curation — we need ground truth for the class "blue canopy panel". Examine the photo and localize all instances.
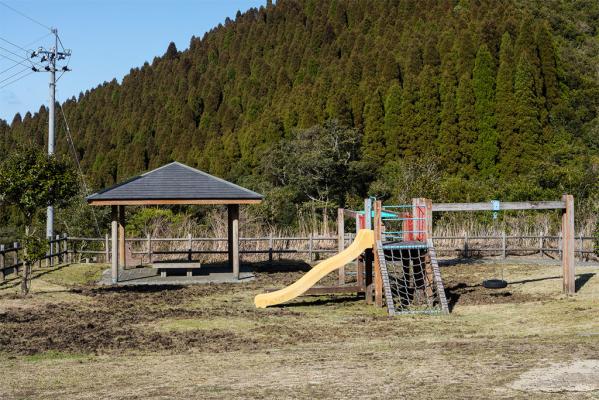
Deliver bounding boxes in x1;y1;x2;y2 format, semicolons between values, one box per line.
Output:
357;210;397;219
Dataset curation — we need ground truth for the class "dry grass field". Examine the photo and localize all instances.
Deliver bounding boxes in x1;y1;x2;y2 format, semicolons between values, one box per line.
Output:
0;260;598;399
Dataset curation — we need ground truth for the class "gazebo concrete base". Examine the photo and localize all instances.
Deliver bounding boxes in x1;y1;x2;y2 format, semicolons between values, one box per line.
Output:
99;264;255;286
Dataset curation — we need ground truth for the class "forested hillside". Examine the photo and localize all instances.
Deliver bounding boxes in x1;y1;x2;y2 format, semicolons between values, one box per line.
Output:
1;0;598;227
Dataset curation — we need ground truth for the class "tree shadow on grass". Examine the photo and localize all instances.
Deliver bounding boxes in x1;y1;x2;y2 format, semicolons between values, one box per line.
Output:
248;259;312;274
506;273;595;292
0;263;71;290
276;294;363;308
87;284;187;294
438;257;485;267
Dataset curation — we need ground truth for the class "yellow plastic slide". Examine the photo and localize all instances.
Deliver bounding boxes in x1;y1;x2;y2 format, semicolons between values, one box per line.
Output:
254;229;375;308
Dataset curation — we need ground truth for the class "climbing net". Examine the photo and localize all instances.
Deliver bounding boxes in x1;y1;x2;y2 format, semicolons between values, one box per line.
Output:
379;241;448;315
377;204;449;315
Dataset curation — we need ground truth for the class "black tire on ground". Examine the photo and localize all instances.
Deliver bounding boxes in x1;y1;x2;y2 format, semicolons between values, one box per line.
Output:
483;279;508;289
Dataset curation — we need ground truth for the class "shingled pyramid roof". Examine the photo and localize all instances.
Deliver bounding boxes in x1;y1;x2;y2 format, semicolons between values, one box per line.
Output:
86;162;263;205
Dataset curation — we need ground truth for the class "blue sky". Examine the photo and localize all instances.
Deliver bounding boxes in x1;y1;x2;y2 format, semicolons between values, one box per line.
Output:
0;0;265;122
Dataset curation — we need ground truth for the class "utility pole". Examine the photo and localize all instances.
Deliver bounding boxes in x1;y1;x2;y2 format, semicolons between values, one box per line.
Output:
30;28;71;238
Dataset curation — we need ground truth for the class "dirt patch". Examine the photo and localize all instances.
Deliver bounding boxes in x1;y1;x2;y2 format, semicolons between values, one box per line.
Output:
445;282;544;308
1;262;599;399
510;360;599;392
0;276;354;355
0;262;594;358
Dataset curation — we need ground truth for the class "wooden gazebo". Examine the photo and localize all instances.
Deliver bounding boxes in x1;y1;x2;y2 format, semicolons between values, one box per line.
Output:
86;162;263;283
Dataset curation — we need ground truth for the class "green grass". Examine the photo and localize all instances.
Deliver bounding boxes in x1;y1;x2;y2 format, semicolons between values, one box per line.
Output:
40;263;106;286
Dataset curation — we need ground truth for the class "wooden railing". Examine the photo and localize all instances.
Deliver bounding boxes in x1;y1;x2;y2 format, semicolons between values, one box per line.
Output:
429;234;597;261
0;234;69;281
1;233;596;281
66;233;598;264
68;234;342;265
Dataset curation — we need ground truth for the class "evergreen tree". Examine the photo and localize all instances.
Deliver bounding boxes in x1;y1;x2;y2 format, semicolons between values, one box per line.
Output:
326;92;353;127
397;75;419;157
456;72;477;175
502;53;542;175
495;32;516;170
362;89;386;162
383;81;402;159
414;65;440;156
454;31;476;78
515;19;544;104
0;0;596;231
536;22;559;109
472;44;497;176
437;64;459;173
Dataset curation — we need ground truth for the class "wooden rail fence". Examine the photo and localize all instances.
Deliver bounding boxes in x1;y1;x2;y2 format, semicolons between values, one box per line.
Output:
1;233;597;281
0;234;68;281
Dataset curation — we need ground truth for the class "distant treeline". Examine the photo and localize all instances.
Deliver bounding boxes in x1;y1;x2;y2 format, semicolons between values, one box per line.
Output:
0;0;597;230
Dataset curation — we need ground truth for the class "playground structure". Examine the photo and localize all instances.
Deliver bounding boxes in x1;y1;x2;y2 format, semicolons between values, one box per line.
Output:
255;195;577;315
255;198;449;315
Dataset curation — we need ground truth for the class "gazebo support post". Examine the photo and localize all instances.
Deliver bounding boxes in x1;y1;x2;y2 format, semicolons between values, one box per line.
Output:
118;205;126;269
228;204;240;279
111;206;119;283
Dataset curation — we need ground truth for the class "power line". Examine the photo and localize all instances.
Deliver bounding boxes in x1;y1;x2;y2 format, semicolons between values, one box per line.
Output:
0;66;30;85
0;69;34;90
23;32;53;48
0;60;21;75
0;35;31;53
0;44;42;68
58;100;101;236
0;1;52;32
0;53;34;73
0;34;53;74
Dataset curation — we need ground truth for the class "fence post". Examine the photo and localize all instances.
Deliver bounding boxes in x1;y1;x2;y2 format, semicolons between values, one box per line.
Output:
463;233;469;258
62;234;67;264
187;233;192;261
147;233;152;265
46;238;52;267
61;234;65;264
63;234;68;264
13;242;19;275
0;245;4;281
55;234;61;265
502;231;506;259
578;234;583;262
268;233;273;265
55;234;60;264
308;234;313;262
539;232;544;258
47;237;51;266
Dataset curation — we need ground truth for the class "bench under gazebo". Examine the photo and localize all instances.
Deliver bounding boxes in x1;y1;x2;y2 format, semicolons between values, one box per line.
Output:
86;161;263;283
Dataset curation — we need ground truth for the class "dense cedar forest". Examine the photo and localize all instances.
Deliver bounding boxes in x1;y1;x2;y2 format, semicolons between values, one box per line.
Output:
1;0;598;231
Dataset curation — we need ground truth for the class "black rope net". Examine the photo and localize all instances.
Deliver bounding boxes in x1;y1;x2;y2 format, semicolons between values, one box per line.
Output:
378;240;449;315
